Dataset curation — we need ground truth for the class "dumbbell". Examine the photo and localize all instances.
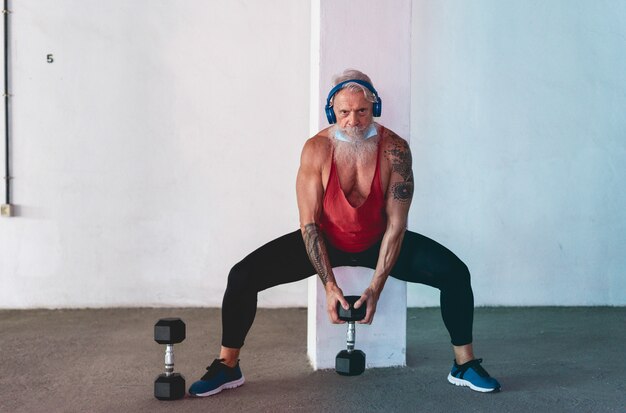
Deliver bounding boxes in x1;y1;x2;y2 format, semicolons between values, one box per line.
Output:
335;296;367;376
154;318;186;400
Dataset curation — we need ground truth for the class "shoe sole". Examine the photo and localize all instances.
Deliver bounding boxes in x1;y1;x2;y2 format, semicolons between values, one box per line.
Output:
447;373;500;393
190;376;245;397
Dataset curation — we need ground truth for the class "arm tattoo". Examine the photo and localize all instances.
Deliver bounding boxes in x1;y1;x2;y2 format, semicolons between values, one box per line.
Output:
391;181;413;202
303;223;333;285
385;139;414;204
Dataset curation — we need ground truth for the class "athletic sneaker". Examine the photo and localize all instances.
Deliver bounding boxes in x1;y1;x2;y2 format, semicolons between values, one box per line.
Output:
188;358;245;397
447;358;501;393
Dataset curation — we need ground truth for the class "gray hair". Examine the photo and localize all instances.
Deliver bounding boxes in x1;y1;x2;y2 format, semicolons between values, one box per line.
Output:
331;69;377;104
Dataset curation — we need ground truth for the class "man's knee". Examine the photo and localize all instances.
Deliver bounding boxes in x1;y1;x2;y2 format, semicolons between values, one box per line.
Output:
457;261;471;286
226;261;255;293
441;259;472;291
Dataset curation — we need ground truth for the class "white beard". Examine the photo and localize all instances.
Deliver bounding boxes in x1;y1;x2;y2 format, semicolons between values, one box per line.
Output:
330;124;379;165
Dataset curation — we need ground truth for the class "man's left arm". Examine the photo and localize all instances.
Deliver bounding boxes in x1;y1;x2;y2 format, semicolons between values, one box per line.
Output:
356;134;414;324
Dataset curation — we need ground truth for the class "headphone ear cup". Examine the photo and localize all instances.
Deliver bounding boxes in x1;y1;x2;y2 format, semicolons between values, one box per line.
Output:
325;105;337;124
373;97;382;117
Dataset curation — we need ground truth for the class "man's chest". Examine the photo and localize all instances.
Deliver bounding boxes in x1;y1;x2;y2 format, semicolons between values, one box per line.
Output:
336;164;375;204
322;156;390;208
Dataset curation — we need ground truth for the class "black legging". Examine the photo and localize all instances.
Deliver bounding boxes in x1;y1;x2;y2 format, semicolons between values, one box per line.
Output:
222;230;474;348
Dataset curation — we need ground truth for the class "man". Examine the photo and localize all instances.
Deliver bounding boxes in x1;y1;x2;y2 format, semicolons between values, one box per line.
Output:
189;69;501;396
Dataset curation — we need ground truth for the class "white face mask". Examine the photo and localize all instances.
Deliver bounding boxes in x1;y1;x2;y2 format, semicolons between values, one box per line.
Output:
334;123;378;142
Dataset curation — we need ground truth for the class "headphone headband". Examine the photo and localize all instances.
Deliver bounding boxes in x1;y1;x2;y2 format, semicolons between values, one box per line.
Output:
324;79;382;124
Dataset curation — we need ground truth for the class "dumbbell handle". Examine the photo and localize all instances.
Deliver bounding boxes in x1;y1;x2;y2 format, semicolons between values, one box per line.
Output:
346;322;356;352
164;344;175;376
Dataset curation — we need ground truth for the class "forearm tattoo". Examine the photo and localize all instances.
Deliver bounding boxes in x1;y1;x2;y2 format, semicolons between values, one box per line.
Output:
303;223;333;285
385;139;414;204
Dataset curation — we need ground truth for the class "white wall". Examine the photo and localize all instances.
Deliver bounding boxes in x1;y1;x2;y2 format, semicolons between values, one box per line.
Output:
2;1;624;309
409;0;626;306
0;0;310;308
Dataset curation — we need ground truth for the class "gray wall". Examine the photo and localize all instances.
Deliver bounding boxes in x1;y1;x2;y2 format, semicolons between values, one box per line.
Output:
408;0;626;306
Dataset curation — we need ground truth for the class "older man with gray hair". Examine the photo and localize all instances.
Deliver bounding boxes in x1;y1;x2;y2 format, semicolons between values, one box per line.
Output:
189;69;501;397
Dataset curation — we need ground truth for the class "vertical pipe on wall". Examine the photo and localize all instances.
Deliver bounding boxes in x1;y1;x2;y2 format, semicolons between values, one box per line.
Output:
3;0;9;207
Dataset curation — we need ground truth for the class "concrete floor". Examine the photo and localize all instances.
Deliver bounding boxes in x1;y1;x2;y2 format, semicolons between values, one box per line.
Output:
0;307;624;413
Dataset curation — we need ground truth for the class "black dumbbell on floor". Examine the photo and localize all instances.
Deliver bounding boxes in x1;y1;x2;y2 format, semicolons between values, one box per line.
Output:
154;318;186;400
335;296;367;376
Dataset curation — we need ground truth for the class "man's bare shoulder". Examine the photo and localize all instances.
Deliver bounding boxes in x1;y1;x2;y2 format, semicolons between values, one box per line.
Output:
306;128;333;148
301;129;333;165
380;126;411;160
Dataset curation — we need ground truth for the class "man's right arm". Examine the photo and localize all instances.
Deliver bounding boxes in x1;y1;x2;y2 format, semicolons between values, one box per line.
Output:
301;223;334;286
296;137;348;323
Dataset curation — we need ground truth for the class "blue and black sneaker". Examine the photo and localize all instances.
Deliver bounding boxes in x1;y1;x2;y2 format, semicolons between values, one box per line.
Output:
188;359;245;397
447;358;501;393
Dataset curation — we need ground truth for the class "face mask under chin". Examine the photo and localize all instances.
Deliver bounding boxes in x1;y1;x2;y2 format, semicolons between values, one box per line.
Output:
334;123;377;142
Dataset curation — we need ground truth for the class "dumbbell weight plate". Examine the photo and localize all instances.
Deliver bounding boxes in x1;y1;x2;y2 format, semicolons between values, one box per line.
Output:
335;349;366;376
155;373;186;400
337;296;367;322
154;318;186;344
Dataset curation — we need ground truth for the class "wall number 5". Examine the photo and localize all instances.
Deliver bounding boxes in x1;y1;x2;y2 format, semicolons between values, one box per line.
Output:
47;54;54;63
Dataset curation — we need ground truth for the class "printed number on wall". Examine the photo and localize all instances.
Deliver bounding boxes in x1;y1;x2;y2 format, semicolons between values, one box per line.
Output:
47;54;54;63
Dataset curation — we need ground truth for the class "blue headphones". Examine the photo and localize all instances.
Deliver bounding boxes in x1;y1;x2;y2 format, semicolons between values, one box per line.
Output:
324;79;382;124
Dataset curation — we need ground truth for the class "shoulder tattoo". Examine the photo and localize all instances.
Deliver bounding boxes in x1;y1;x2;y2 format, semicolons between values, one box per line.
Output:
384;137;414;204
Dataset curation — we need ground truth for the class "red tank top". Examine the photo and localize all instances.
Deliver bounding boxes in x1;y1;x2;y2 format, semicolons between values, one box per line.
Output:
319;139;387;253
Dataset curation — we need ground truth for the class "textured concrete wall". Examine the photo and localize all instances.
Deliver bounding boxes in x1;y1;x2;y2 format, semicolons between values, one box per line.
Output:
0;0;310;308
1;1;624;308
